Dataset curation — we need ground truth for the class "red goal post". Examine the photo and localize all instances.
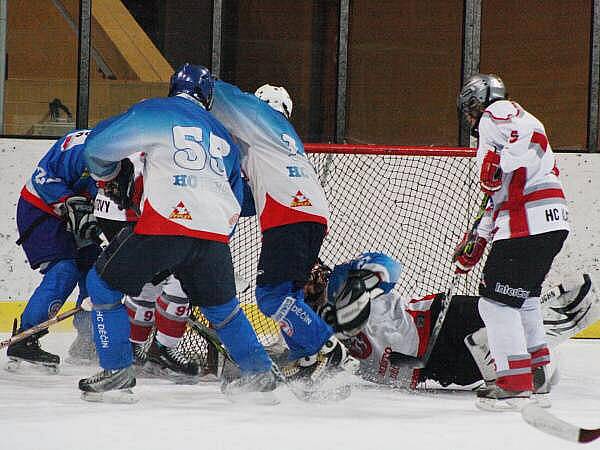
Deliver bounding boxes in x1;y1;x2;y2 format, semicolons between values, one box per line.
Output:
181;143;485;363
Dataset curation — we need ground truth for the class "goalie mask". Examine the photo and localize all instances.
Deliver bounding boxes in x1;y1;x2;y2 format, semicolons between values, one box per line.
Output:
255;84;293;119
457;73;507;135
169;63;215;110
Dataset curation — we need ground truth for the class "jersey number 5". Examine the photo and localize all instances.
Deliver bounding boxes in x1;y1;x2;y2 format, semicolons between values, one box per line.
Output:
172;126;230;175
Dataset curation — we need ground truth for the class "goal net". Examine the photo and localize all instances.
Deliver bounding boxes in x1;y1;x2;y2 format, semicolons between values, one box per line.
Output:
179;144;484;368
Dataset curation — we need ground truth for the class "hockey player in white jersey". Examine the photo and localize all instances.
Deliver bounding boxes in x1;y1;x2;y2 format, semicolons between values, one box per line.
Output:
211;81;356;390
455;74;569;410
78;64;275;402
305;253;598;393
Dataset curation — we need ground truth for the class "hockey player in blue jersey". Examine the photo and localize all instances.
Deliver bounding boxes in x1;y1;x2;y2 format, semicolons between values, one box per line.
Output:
211;81;357;390
78;63;275;403
7;130;102;371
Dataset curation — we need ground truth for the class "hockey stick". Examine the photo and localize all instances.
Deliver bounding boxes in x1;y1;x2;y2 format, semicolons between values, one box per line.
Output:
411;194;490;370
521;403;600;443
0;306;82;350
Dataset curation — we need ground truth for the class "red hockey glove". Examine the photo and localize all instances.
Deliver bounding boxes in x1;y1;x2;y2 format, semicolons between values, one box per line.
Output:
480;150;502;195
453;232;488;274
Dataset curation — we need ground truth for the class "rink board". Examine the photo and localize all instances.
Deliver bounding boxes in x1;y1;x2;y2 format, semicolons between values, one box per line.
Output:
0;301;279;334
0;300;598;338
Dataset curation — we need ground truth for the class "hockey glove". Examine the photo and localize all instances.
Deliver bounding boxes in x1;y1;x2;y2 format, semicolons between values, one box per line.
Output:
480;150;502;195
453;231;487;274
64;196;101;249
99;158;135;210
318;269;384;338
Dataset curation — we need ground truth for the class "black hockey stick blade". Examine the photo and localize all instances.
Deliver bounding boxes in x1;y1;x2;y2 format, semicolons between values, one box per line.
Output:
521;403;600;443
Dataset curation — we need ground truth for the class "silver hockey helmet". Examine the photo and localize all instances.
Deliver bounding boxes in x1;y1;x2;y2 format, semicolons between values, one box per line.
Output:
457;73;507;123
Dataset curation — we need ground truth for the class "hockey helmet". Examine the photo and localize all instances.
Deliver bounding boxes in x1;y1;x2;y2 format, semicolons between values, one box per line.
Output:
457;73;507;124
169;63;215;110
255;84;293;119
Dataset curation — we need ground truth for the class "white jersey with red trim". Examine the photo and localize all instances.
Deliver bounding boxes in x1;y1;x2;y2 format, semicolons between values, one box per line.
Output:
343;292;436;387
476;100;569;241
94;152;144;222
211;80;329;232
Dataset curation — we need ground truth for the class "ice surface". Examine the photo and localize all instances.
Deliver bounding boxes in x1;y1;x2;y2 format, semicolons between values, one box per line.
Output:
1;333;598;450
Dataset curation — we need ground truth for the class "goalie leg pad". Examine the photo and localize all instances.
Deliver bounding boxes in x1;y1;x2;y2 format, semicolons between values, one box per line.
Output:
87;268;132;370
155;294;190;348
256;281;333;360
21;259;80;329
201;297;272;374
464;327;497;384
543;274;599;346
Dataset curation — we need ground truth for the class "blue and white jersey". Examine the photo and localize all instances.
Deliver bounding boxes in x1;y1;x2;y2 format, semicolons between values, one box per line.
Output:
211;80;329;232
84;95;242;242
21;129;96;216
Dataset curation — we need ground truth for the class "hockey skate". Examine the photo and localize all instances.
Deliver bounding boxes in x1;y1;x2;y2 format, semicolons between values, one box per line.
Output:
79;366;138;403
221;368;279;405
131;341;149;372
282;335;359;402
531;365;554;408
5;330;60;374
65;333;98;366
145;340;200;384
475;383;531;412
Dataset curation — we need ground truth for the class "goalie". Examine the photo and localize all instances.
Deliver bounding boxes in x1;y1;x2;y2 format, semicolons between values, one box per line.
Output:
304;252;599;397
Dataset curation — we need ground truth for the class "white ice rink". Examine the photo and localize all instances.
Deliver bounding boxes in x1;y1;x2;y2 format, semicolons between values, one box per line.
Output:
1;333;598;450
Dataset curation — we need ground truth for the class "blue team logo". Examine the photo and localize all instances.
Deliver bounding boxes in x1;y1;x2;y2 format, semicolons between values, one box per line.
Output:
172;174;197;187
286;166;308;178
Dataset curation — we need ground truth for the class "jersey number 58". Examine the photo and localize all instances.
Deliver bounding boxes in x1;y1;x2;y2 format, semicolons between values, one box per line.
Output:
172;126;230;175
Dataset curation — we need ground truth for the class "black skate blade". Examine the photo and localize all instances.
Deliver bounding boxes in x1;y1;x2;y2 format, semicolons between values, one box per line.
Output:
81;388;139;404
5;357;59;374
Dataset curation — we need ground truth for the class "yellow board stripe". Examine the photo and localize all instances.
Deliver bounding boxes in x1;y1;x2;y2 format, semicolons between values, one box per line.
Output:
1;301;598;338
0;301;281;335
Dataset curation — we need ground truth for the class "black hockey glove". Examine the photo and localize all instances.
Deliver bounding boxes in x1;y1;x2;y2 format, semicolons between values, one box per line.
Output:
102;158;135;210
318;269;383;339
64;196;101;249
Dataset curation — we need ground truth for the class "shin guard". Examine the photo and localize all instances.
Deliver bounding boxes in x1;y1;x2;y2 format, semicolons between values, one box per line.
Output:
87;268;132;370
201;297;271;374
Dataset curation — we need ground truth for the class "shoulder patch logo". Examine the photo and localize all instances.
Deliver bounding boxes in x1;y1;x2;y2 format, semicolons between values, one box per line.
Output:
169;201;192;220
290;191;312;207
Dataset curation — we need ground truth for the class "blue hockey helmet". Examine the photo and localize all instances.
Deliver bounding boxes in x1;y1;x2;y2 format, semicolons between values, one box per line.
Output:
169;63;215;110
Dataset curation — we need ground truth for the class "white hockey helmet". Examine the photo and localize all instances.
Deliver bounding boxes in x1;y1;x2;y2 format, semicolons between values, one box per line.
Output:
255;84;293;119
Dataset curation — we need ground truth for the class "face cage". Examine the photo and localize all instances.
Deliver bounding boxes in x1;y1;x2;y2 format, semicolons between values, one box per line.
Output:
304;263;332;311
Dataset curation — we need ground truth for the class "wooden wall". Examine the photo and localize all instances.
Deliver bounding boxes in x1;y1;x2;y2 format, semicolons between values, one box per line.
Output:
3;0;596;148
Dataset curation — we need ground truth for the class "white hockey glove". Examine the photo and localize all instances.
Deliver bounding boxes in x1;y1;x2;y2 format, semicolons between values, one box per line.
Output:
64;196;101;249
318;269;384;339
